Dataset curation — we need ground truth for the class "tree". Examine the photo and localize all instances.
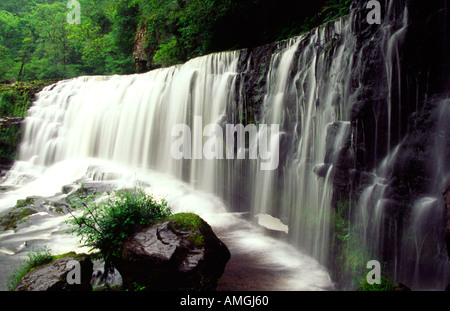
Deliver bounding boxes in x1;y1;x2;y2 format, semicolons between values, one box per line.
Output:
0;45;14;80
16;37;34;81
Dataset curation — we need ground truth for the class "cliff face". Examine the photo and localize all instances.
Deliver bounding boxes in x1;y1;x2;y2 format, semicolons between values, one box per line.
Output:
227;0;449;287
133;23;151;73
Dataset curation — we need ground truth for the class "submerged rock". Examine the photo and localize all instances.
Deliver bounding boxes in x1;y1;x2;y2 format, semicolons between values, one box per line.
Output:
113;213;230;291
14;253;93;291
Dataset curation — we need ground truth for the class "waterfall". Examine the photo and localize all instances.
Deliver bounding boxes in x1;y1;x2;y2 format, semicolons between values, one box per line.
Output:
1;0;449;291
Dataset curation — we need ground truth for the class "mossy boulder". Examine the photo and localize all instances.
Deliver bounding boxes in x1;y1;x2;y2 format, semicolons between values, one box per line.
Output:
14;252;93;291
0;198;38;231
113;213;230;291
15;197;35;208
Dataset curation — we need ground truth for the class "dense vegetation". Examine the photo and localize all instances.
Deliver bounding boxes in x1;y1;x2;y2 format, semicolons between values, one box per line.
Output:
67;189;172;275
0;0;355;81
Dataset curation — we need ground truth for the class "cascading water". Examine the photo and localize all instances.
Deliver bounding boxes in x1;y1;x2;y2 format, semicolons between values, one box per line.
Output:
354;97;450;290
349;1;450;290
0;0;448;291
249;17;356;267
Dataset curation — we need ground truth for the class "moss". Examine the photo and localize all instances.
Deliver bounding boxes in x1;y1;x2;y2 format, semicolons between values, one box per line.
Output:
15;197;34;208
329;199;372;288
0;206;37;231
187;233;206;247
166;213;206;232
0;213;17;231
51;251;88;262
18;207;36;220
166;213;211;248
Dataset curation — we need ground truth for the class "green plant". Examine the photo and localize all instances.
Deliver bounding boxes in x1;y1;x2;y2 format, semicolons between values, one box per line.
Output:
167;212;204;232
15;197;34;208
322;0;353;23
153;36;182;67
7;246;53;291
67;189;172;272
358;275;397;291
126;282;147;292
329;199;374;287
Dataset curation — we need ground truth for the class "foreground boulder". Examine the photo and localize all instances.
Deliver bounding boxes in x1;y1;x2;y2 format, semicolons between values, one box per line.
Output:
113;213;230;291
14;253;93;291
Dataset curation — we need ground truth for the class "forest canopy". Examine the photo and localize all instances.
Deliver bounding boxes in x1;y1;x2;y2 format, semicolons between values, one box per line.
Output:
0;0;351;81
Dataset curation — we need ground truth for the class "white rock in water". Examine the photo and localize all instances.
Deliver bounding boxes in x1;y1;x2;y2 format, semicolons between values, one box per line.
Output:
255;214;289;234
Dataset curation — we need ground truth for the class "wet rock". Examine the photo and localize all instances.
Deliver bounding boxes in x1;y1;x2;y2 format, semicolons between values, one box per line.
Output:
113;213;230;291
0;199;38;231
313;164;332;178
63;181;116;205
85;165;123;181
0;116;23;128
0;157;14;177
69;181;116;197
443;185;450;259
14;253;93;291
235;42;278;123
394;283;411;291
62;184;77;194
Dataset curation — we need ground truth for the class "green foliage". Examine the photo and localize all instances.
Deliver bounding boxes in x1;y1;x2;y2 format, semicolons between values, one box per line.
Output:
333;200;351;242
0;90;26;116
126;282;147;292
167;212;205;232
0;0;347;78
167;213;209;248
7;246;53;291
358;276;397;291
322;0;353;23
187;233;206;247
0;0;137;81
153;36;182;67
15;197;34;208
67;189;172;259
0;45;14;80
330;199;372;287
0;202;37;231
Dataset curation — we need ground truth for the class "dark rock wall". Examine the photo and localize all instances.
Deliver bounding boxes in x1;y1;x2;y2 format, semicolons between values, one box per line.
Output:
230;0;449;287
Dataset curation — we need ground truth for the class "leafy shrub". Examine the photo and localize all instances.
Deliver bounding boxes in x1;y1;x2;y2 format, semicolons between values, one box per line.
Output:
67;189;172;262
7;246;53;291
153;36;182;67
0;90;18;116
358;275;397;291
